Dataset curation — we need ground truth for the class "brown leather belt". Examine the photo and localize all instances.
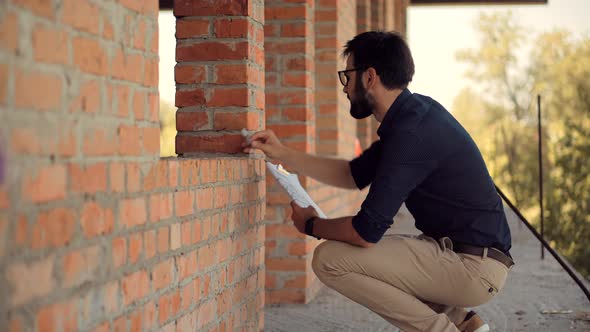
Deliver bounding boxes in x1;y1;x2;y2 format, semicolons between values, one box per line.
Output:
454;243;515;269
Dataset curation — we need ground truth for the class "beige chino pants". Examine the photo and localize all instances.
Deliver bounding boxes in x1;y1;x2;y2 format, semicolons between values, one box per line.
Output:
311;234;510;332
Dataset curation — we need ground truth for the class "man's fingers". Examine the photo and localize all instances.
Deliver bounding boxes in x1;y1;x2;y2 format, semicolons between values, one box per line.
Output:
250;130;271;142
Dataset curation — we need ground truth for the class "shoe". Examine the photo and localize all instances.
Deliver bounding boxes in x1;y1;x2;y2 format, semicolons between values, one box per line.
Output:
456;311;490;332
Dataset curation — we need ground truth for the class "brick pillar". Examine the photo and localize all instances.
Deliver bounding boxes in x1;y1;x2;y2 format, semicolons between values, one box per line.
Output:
356;0;374;150
394;0;409;34
174;0;265;155
264;0;318;304
315;0;357;158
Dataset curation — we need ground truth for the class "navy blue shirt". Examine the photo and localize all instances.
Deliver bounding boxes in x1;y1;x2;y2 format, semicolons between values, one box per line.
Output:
350;89;512;252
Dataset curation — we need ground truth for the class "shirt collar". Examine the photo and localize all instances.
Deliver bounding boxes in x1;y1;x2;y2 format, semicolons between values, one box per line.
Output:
377;88;412;137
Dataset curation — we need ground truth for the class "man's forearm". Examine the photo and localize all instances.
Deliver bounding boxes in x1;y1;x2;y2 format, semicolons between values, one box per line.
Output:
312;216;373;248
282;149;357;190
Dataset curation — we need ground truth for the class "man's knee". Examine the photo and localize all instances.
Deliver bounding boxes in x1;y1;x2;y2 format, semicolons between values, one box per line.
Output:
311;240;346;280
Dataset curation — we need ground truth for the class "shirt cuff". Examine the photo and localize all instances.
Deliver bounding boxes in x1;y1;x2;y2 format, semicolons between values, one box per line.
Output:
351;208;390;243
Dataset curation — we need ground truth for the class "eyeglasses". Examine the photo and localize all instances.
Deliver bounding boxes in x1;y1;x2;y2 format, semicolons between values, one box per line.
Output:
337;67;367;87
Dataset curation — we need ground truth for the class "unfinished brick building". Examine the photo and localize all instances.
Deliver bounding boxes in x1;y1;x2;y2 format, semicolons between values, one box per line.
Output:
0;0;409;331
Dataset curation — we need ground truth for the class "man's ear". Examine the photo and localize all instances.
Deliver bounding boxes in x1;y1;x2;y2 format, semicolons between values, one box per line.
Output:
365;67;378;89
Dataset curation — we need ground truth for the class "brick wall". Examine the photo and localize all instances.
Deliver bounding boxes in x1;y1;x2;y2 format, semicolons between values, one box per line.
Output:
0;0;265;331
1;0;410;329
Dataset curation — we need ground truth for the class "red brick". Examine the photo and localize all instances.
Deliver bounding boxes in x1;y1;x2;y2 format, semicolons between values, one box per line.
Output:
176;111;209;132
144;57;158;87
181;221;192;246
119;198;147;228
122;270;149;305
143;126;160;154
152;259;173;291
0;64;8;104
143;300;157;330
61;0;99;35
12;0;55;18
32;208;76;249
63;245;101;288
128;233;143;263
112;237;126;268
72;37;107;75
0;12;19;53
91;323;109;332
266;289;305;304
144;230;156;259
69;79;101;113
32;25;68;65
283;72;310;87
176;41;248;62
14;215;27;246
8;315;24;332
103;18;114;40
6;256;55;306
174;0;248;16
149;93;159;121
214;111;259;130
175;88;205;108
175;64;206;84
214;17;249;38
284;107;311;121
207;88;249;107
83;128;118;156
267;124;308;138
196;188;213;210
265;6;307;20
157;226;169;253
132;90;145;119
170;223;181;250
112;316;127;332
118;125;141;155
124;163;140;192
214;63;248;84
37;301;78;332
176;134;244;154
176;19;209;38
110;162;125;192
68;163;108;193
266;258;306;272
15;69;62;111
132;20;146;50
11;128;40;154
111;49;143;83
180;280;195;310
174;190;194;217
116;84;130;117
81;202;114;238
281;22;307;37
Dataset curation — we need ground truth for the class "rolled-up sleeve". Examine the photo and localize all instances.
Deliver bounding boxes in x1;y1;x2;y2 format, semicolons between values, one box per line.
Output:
352;132;438;243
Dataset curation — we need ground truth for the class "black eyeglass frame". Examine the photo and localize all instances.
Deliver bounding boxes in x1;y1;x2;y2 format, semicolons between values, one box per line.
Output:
337;67;368;87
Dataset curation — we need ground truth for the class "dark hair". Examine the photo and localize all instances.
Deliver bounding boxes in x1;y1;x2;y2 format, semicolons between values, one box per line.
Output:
343;31;415;90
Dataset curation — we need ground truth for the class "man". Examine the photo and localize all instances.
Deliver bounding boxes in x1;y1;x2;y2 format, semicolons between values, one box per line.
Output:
243;31;513;332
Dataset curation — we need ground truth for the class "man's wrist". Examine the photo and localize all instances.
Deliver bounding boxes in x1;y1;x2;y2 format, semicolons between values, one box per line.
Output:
304;216;321;240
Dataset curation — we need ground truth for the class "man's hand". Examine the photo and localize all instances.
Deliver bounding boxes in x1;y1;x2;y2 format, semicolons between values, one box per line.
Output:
242;130;288;162
290;201;318;234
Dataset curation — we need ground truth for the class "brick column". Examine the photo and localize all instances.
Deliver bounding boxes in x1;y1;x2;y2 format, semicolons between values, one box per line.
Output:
315;0;357;157
264;0;318;304
174;0;265;155
356;0;374;150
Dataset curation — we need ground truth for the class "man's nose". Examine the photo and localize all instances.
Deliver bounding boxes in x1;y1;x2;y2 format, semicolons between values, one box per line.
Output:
343;84;348;94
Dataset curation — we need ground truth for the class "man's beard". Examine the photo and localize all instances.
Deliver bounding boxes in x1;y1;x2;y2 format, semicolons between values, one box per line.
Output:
349;78;374;119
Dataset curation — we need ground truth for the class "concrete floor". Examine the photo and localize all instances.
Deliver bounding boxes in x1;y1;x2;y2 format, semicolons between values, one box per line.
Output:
264;206;590;331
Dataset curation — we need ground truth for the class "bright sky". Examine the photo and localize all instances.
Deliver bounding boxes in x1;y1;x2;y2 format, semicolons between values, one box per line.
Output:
159;0;589;108
407;0;590;109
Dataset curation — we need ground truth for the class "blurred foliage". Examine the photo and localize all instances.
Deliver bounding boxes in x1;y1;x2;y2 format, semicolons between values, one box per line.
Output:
160;100;176;157
454;12;590;277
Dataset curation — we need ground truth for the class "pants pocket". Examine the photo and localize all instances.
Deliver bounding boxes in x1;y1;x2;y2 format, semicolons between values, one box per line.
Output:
479;276;499;296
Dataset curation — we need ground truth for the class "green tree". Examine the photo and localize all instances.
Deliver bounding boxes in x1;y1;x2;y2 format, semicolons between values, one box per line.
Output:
453;12;590;276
